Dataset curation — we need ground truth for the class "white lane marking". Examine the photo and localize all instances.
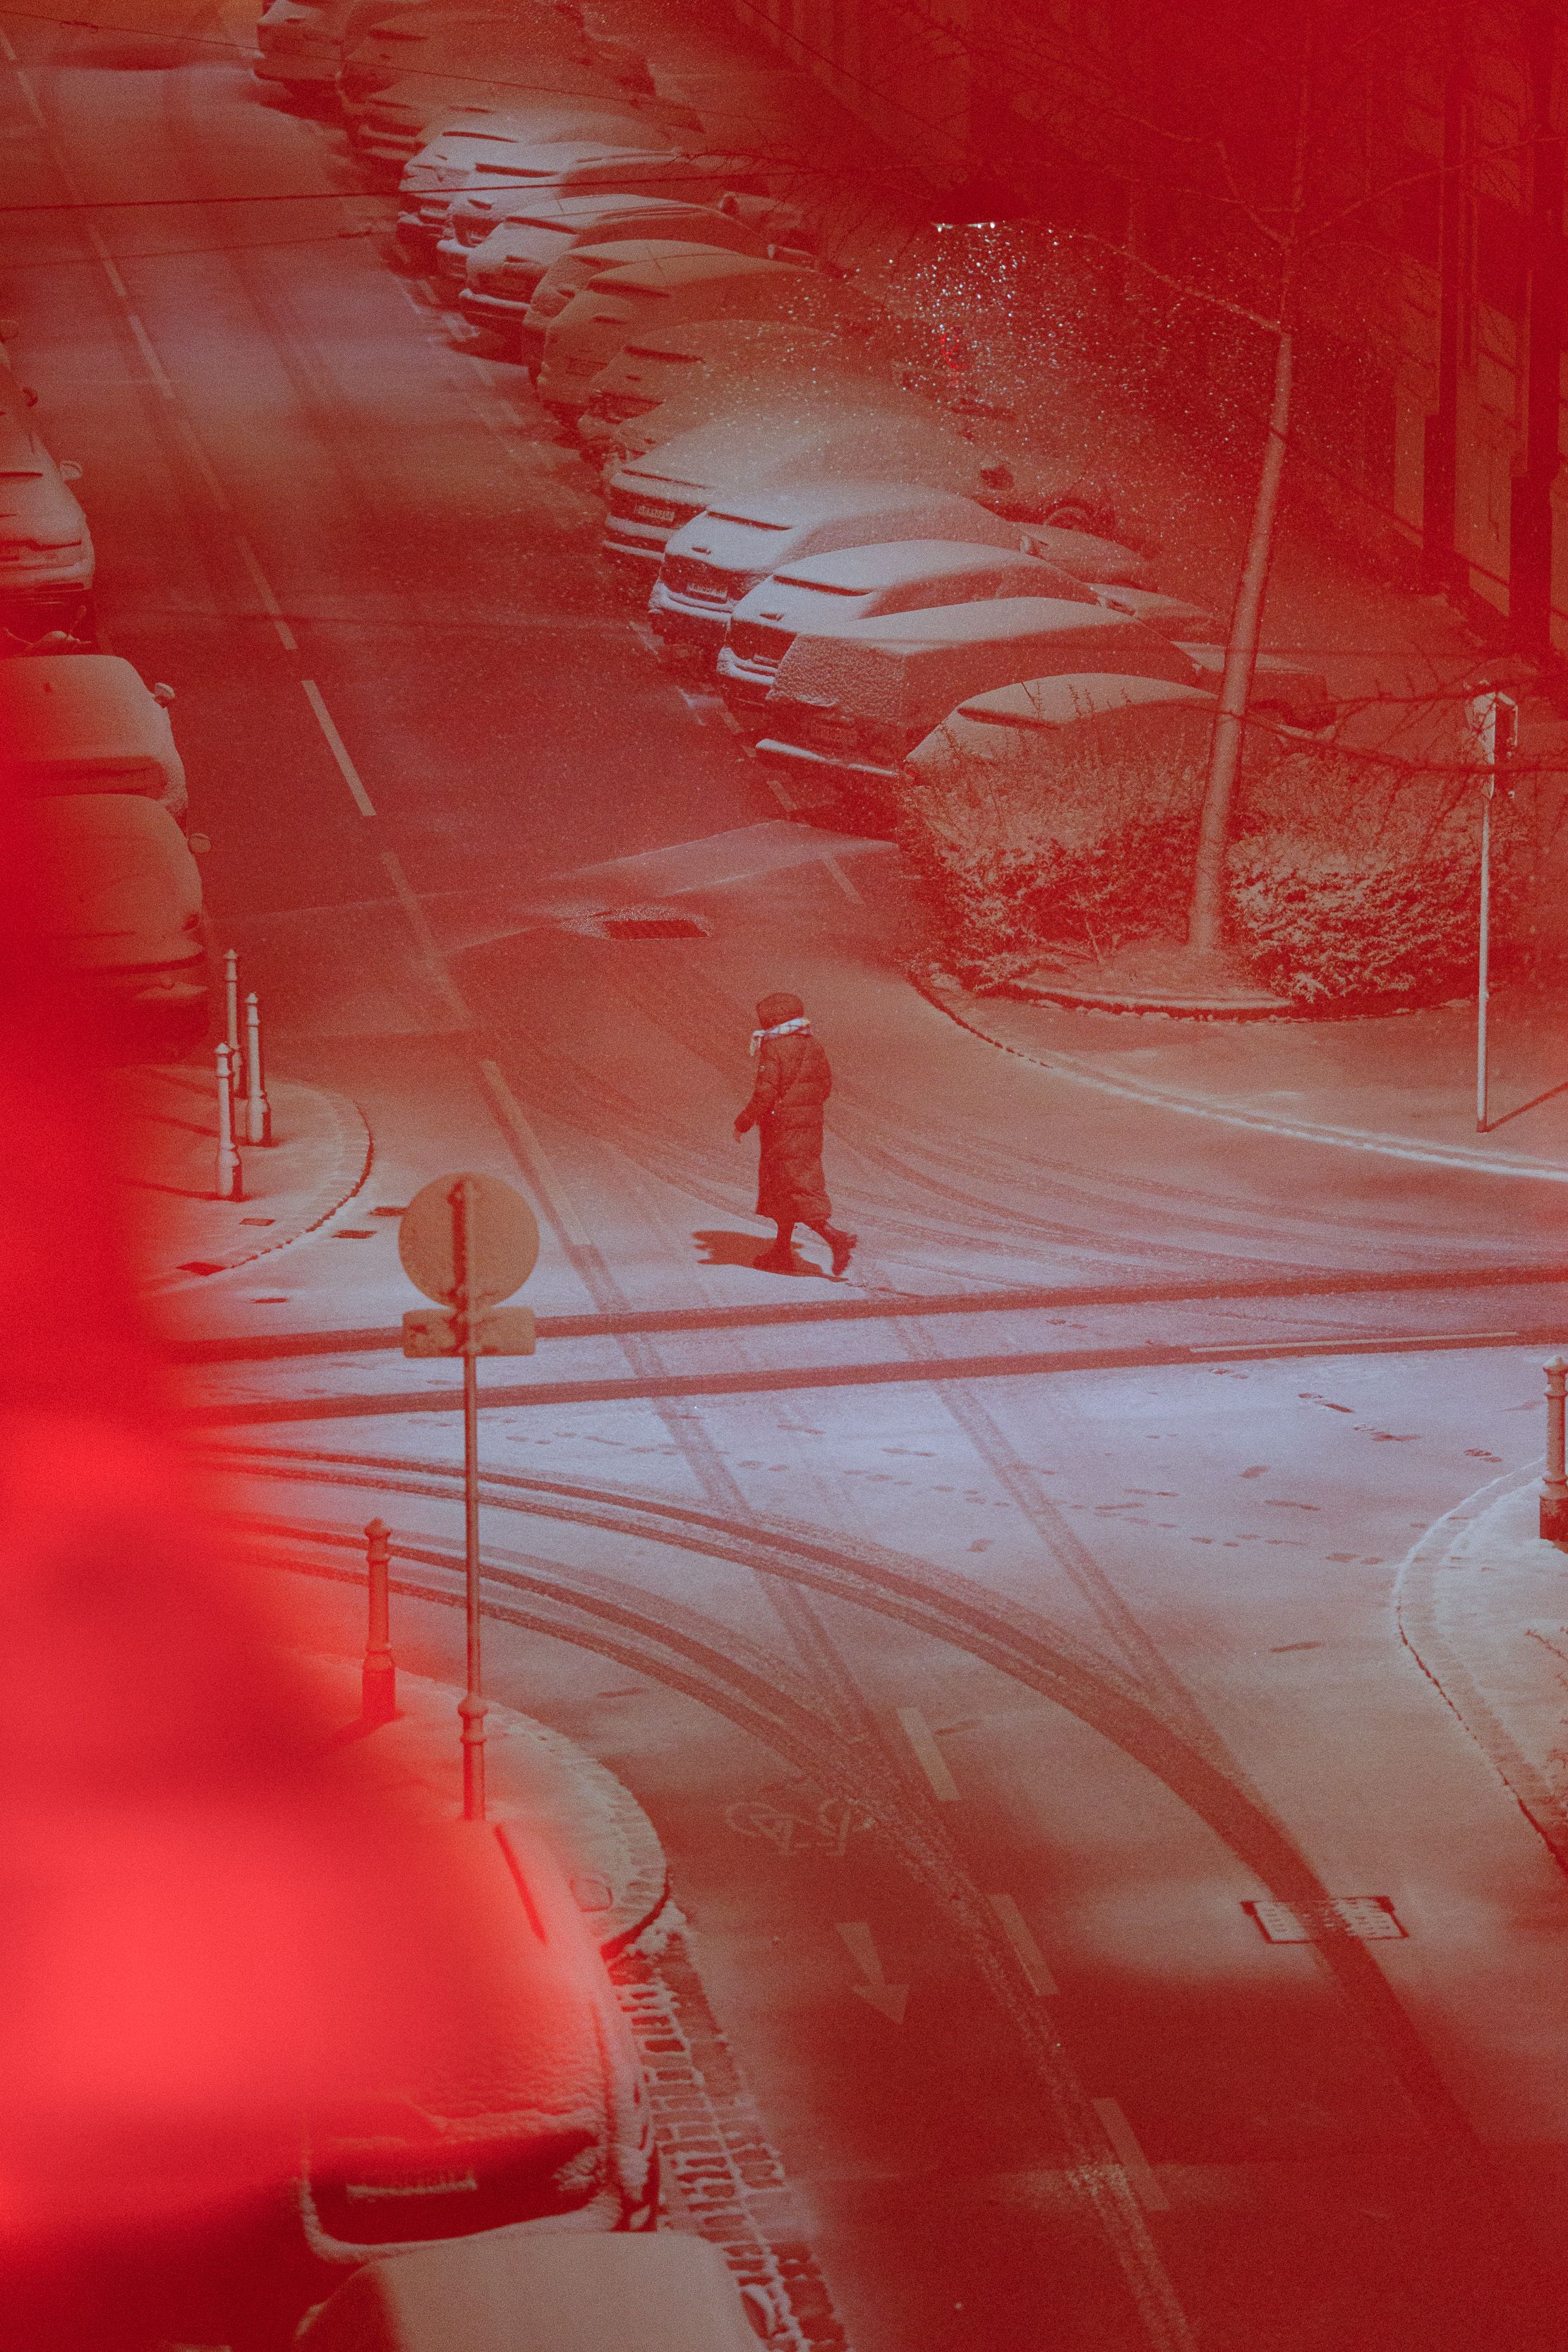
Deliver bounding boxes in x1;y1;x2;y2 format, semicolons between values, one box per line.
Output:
83;219;128;298
1187;1329;1519;1358
125;313;175;400
478;1058;597;1251
1092;2100;1170;2214
821;854;862;903
629;623;661;656
175;416;231;512
11;66;45;126
235;535;298;651
0;25;17;59
379;848;472;1026
301;679;376;816
765;773;795;812
895;1705;962;1802
987;1893;1060;1997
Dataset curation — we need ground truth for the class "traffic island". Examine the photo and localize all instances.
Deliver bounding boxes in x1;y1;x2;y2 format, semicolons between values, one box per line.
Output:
116;1062;373;1295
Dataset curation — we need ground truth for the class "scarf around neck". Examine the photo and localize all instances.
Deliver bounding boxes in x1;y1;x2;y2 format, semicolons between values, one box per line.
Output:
749;1015;812;1056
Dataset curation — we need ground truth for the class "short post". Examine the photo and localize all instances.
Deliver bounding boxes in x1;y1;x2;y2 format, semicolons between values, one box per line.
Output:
1543;1358;1568;1543
214;1041;242;1201
224;948;241;1068
456;1174;487;1823
243;991;272;1147
361;1516;397;1724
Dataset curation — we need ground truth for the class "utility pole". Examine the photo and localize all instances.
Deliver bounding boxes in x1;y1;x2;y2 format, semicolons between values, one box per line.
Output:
1468;689;1517;1133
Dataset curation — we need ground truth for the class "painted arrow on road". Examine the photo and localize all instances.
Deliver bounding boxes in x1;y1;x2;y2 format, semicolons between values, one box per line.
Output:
837;1922;908;2024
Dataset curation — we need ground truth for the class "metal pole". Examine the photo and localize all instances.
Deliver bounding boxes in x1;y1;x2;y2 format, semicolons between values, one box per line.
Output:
1543;1358;1568;1542
214;1041;242;1201
454;1174;486;1821
362;1517;396;1723
224;948;240;1068
1476;778;1492;1133
243;991;272;1147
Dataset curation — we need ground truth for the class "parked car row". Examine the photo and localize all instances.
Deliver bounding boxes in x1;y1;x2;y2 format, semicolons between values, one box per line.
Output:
248;0;1334;838
0;329;212;1056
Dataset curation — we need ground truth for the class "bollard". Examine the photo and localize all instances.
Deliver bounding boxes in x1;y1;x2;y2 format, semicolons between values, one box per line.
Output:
1543;1359;1568;1543
361;1517;397;1725
214;1041;242;1202
243;991;272;1147
224;948;241;1066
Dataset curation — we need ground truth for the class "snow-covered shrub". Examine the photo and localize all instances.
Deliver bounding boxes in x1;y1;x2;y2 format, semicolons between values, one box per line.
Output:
1226;749;1514;1007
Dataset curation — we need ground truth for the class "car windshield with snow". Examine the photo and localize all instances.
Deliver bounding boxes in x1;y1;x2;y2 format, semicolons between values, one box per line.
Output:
906;670;1221;787
716;539;1092;718
397;116;677;241
447;188;789;310
518;239;748;370
756;597;1204;816
650;482;1030;651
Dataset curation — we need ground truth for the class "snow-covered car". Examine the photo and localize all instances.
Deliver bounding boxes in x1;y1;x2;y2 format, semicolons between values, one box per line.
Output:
0;422;93;632
297;1822;658;2286
1178;640;1334;730
517;236;761;370
756;598;1202;810
337;2;634;124
35;793;210;1051
298;2233;761;2352
353;70;641;167
399;133;754;241
580;317;897;477
447;185;797;310
0;654;186;824
396;115;675;248
459;195;807;332
651;481;1030;651
717;539;1092;720
254;0;373;90
534;250;833;416
905;670;1219;796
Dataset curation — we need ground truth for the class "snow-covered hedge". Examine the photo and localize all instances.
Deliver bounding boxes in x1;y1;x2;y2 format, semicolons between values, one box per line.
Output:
907;734;1518;1007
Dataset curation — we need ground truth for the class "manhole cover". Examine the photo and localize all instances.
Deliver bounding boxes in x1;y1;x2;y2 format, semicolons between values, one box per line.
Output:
1243;1896;1406;1943
569;904;710;940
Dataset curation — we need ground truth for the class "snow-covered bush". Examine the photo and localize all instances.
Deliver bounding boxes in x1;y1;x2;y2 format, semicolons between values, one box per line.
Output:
1226;749;1512;1007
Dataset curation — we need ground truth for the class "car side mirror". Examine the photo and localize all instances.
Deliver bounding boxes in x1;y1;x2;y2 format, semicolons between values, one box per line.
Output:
59;459;82;481
151;682;176;705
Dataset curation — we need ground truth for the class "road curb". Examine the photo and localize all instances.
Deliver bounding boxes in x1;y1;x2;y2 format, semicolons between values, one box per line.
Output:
302;1654;670;1958
915;970;1568;1185
137;1078;373;1295
1393;1464;1568;1877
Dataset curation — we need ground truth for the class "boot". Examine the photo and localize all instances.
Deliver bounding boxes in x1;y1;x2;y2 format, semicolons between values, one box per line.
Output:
822;1226;857;1279
754;1227;797;1272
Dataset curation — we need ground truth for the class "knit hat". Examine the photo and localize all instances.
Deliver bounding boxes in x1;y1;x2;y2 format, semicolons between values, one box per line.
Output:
755;991;805;1027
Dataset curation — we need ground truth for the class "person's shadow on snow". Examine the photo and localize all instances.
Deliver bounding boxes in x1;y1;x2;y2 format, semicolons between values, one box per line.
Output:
692;1229;828;1276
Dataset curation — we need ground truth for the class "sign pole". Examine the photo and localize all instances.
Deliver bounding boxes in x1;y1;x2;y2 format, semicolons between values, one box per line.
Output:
1477;774;1492;1133
454;1174;487;1823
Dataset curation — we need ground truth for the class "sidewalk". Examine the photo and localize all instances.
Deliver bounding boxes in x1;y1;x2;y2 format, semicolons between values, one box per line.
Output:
1397;1468;1568;1878
921;970;1568;1183
115;1061;373;1296
294;1651;670;1958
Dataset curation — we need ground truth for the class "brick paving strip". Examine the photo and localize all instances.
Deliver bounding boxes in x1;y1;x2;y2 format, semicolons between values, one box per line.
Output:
111;1062;373;1293
614;1934;852;2352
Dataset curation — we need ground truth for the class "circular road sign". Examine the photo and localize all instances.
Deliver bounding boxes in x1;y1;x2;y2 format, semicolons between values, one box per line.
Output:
399;1171;540;1310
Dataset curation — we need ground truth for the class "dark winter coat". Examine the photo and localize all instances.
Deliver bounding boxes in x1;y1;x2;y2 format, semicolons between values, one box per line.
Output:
737;1031;833;1224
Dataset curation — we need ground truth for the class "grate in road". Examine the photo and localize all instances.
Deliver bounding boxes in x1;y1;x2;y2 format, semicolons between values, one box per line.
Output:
1243;1895;1406;1943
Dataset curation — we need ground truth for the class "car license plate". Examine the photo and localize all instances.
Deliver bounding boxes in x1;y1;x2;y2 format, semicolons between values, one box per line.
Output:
635;501;678;524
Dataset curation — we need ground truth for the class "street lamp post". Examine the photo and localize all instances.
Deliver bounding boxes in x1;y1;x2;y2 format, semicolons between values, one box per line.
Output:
1543;1358;1568;1543
1467;689;1518;1134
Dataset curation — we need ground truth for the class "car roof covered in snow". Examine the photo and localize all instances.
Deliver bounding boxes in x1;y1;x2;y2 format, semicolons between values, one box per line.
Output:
583;251;804;296
0;655;170;769
699;478;999;531
773;601;1196;727
766;539;1059;596
34;792;200;960
954;673;1216;727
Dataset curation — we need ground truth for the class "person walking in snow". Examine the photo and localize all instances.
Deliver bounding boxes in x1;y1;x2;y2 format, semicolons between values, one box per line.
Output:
735;991;856;1279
